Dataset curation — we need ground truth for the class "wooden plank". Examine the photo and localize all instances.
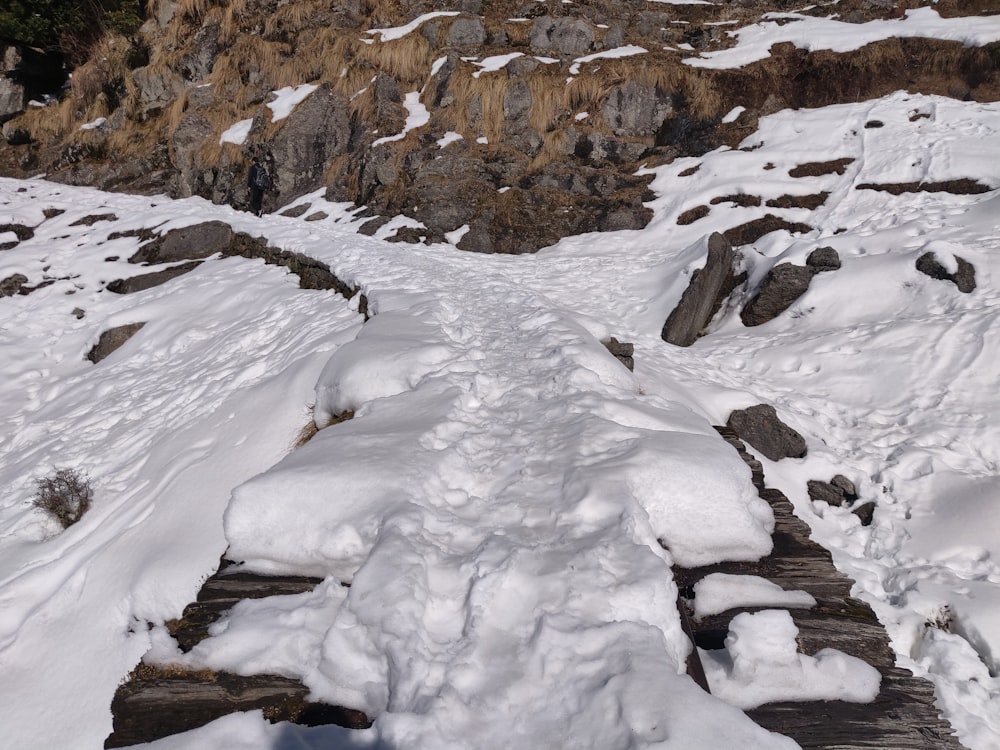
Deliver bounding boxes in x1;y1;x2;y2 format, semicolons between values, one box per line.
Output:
668;428;964;748
746;668;962;749
105;669;370;748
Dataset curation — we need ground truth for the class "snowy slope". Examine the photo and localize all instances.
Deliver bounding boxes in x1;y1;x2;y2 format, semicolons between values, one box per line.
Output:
2;87;1000;750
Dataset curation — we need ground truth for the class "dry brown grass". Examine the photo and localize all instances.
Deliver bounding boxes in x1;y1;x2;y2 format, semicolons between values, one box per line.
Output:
355;33;434;87
447;65;511;143
504;19;533;47
177;0;214;23
526;130;570;172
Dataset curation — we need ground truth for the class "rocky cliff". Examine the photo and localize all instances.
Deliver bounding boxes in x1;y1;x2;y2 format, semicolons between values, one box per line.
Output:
1;0;998;252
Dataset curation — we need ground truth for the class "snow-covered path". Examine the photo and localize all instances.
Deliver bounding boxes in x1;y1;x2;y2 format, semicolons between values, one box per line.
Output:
3;89;1000;750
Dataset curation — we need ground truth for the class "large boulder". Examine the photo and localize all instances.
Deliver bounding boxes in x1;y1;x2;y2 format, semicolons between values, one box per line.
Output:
661;232;737;346
726;404;807;461
530;16;595;55
447;17;486;47
129;221;234;264
741;263;815;327
261;83;352;206
130;65;185;119
1;47;26;123
601;80;673;137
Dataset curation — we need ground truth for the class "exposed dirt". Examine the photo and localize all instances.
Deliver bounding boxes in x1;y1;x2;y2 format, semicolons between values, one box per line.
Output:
723;215;815;246
856;178;992;194
766;192;831;210
788;159;856;178
677;205;711;225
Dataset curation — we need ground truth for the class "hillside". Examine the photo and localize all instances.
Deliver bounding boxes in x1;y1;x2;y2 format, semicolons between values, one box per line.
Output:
2;0;1000;253
2;1;1000;749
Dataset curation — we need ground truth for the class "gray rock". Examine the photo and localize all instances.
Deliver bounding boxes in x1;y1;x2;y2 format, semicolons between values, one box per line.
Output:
261;83;351;205
916;251;976;293
530;16;595;55
806;246;841;271
852;501;877;526
1;273;28;296
503;79;532;133
830;474;858;500
106;261;202;293
0;76;25;124
601;25;626;49
661;233;737;347
170;112;215;198
601;80;672;137
154;0;179;28
603;337;634;371
741;262;816;327
727;404;807;461
87;322;146;364
280;204;311;218
178;23;220;82
808;479;848;507
130;65;185;118
447;17;486;47
129;221;234;264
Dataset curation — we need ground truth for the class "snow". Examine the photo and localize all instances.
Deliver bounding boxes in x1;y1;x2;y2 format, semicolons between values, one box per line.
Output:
468;52;524;78
366;12;460;42
685;8;1000;69
267;84;319;122
693;573;816;619
80;117;106;131
372;91;429;145
701;610;882;709
436;131;463;148
722;105;746;123
219;118;253;146
3;17;1000;750
570;45;647;75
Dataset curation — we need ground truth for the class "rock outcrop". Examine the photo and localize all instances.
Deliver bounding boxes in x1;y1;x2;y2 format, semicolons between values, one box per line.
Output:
1;2;999;253
661;232;739;346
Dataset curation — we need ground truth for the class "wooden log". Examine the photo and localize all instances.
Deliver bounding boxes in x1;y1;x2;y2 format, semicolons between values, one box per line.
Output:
746;667;963;749
105;668;371;748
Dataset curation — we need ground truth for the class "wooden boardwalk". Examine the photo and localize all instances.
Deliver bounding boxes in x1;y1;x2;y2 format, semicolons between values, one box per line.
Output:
107;430;963;748
671;427;963;749
104;566;370;748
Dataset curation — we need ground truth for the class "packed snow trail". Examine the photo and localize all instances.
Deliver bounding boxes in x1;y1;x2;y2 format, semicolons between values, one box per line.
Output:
200;241;789;748
4;89;1000;749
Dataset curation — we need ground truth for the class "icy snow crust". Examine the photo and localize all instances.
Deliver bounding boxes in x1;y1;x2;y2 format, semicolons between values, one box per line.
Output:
2;90;1000;749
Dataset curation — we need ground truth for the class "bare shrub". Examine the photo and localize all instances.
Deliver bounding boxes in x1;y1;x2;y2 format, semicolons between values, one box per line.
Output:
32;468;93;529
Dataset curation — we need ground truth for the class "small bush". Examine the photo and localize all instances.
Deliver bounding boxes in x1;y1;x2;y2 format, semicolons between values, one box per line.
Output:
32;467;93;528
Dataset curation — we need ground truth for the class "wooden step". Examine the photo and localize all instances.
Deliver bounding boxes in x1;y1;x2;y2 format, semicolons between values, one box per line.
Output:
667;428;965;749
105;667;371;748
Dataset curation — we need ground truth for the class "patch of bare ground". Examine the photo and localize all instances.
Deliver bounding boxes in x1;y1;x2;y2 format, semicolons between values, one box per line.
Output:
856;178;992;194
678;205;711;225
789;159;855;178
69;213;118;226
0;223;35;242
766;192;830;210
723;215;814;246
711;194;762;208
